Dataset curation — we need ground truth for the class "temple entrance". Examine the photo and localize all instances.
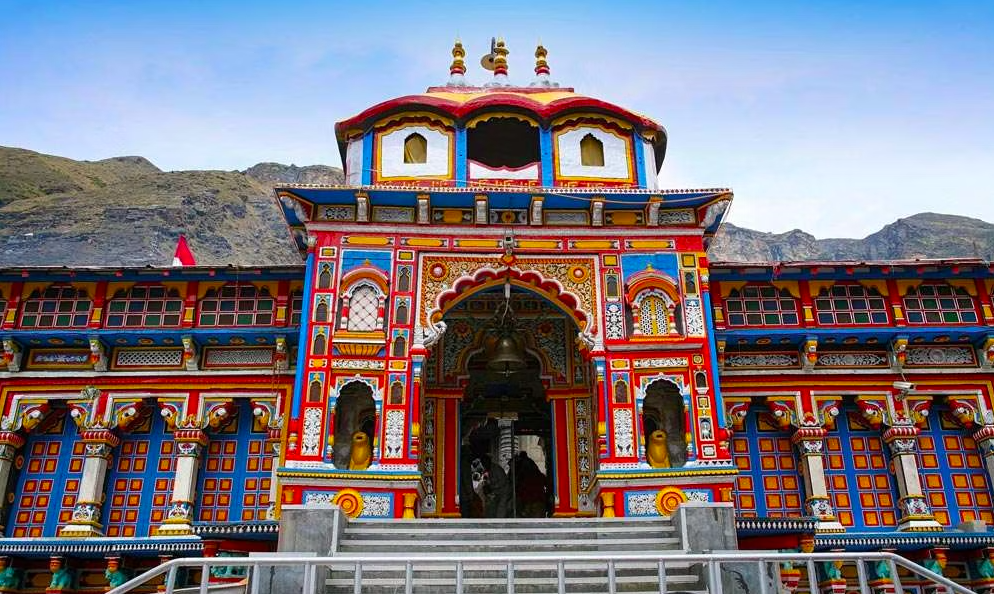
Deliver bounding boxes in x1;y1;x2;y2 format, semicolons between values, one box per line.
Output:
420;279;595;518
458;348;553;518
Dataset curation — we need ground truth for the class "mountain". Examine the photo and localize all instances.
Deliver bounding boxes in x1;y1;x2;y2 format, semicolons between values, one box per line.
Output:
0;147;342;268
708;214;994;263
2;146;993;267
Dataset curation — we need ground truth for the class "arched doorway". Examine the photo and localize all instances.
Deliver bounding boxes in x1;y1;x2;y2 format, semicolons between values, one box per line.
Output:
332;381;376;470
420;281;593;518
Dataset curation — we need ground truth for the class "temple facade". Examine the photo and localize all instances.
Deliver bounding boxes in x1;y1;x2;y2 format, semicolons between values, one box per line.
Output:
0;39;993;591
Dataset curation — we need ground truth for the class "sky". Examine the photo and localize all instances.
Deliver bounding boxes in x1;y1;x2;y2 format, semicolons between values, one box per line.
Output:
1;1;993;238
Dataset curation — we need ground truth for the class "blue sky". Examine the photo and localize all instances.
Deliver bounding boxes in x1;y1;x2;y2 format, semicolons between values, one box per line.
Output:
2;1;993;238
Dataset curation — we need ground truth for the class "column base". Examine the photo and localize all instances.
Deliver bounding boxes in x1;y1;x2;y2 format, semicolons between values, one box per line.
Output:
155;522;193;536
898;518;944;532
58;524;103;538
815;520;846;533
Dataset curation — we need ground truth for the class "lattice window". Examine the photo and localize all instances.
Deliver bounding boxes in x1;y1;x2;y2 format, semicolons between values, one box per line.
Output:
814;284;888;325
732;408;804;518
289;291;303;326
198;284;275;327
105;285;183;328
904;283;979;325
197;401;272;523
104;414;174;537
918;410;994;527
19;285;92;329
347;285;380;332
725;286;799;327
638;294;669;336
8;418;84;537
824;409;899;529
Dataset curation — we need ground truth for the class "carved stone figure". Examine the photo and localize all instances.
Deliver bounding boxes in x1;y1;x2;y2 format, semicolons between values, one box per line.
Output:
349;431;372;469
646;429;671;468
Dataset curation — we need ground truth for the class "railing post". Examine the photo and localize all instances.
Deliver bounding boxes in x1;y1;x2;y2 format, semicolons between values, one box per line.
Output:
404;560;413;594
164;564;178;594
658;559;667;594
456;561;464;594
307;563;318;594
856;559;872;594
507;561;515;594
557;561;565;594
250;564;261;594
608;559;616;594
758;560;770;594
889;559;904;594
198;563;209;594
353;562;361;594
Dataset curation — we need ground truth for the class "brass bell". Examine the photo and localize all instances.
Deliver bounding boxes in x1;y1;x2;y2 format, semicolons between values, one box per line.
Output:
487;333;526;372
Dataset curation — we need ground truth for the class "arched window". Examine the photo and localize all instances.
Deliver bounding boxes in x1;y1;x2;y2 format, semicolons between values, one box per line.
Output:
395;302;409;325
318;265;332;289
605;275;619;298
724;285;799;327
903;283;979;325
397;267;412;292
333;382;376;469
198;284;275;327
814;284;888;325
580;133;605;167
638;294;670;336
642;380;686;468
308;379;322;403
313;333;327;356
346;285;380;332
289;290;303;326
315;299;329;323
392;335;407;358
613;379;629;403
389;381;404;405
20;285;92;329
403;133;428;164
105;285;183;328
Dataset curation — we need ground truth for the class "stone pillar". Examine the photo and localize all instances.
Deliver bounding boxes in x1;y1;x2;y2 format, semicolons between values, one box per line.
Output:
0;431;25;533
973;425;994;491
60;429;119;537
791;426;845;532
156;429;208;536
884;425;942;531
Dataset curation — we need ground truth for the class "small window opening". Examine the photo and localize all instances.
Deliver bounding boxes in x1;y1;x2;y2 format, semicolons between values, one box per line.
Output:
313;333;327;356
403;133;428;164
308;380;323;403
467;118;540;168
315;300;329;323
392;335;407;358
396;302;409;325
389;382;404;405
580;134;605;167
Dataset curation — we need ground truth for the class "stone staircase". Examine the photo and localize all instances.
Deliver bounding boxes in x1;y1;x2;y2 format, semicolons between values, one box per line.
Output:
326;516;705;594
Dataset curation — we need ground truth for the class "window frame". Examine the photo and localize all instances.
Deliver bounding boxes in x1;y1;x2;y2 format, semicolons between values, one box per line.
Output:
19;285;93;329
197;284;276;328
903;282;979;325
813;283;889;326
104;284;184;329
723;284;800;328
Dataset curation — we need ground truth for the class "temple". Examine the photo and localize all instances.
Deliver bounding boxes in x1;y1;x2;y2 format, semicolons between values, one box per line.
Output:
1;39;993;592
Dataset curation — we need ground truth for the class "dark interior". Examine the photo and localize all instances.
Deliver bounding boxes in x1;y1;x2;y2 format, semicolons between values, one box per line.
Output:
467;118;540;169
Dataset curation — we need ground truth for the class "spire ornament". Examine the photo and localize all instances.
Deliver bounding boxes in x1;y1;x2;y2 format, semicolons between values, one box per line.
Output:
447;39;467;87
530;43;559;88
485;37;511;87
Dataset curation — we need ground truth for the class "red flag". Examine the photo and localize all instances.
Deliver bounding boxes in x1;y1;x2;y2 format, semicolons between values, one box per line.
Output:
172;234;196;267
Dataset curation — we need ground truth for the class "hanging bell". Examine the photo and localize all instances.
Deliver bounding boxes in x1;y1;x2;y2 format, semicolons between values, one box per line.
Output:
487;333;526;373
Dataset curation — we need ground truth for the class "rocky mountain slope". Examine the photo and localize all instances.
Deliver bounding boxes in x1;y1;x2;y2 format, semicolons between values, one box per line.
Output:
708;214;994;263
2;146;992;267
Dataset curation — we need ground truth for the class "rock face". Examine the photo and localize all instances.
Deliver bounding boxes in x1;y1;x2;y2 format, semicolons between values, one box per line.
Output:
0;147;349;268
3;146;993;267
708;214;994;263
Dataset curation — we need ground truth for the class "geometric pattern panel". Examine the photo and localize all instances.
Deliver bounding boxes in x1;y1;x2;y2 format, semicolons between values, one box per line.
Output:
824;409;899;529
732;408;804;518
917;411;994;527
113;348;185;369
203;347;275;369
8;418;84;537
103;414;174;537
196;401;273;523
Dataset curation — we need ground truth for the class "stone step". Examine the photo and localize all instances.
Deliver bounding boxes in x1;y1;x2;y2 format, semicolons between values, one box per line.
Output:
325;572;702;594
342;530;676;543
345;525;676;539
337;537;683;553
349;517;672;531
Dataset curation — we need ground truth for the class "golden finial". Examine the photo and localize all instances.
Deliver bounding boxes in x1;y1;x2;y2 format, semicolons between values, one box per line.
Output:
534;44;549;76
493;37;509;77
450;39;466;77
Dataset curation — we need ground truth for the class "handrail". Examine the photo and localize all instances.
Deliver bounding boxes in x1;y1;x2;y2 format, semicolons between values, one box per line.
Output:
107;551;976;594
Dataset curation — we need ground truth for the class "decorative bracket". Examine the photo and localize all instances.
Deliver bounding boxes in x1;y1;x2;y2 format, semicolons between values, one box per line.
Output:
181;336;199;371
802;336;818;371
891;335;909;371
89;337;107;372
1;339;21;372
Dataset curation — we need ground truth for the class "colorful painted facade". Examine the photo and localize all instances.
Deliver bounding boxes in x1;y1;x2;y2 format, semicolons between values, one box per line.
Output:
0;40;993;591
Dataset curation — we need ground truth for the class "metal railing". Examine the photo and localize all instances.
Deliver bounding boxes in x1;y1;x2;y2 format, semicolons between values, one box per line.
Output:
106;551;976;594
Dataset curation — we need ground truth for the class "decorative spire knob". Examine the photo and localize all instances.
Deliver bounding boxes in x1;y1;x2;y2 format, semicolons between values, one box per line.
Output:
493;37;509;77
447;39;467;86
534;44;549;76
530;43;559;88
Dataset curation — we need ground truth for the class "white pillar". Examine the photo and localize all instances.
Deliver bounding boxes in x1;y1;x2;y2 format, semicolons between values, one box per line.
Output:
156;429;208;536
59;429;119;537
885;425;943;531
0;431;25;534
792;426;845;532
